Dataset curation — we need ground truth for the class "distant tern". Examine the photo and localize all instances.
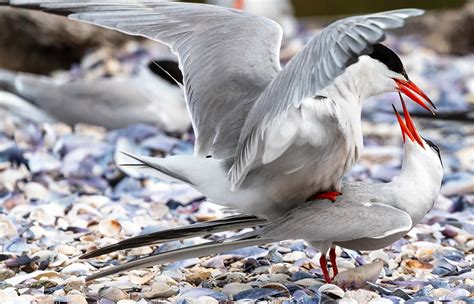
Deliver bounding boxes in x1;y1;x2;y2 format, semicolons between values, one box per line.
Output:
0;59;189;132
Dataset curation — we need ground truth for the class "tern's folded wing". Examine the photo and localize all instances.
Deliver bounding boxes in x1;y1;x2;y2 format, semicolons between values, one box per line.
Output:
261;199;412;243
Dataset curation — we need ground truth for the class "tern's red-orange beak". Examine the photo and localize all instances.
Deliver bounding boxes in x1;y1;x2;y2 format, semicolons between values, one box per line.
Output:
393;94;425;149
394;78;436;115
393;104;414;143
400;93;424;148
233;0;244;9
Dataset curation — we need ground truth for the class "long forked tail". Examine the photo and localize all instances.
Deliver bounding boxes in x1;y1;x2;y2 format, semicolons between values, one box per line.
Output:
80;214;268;259
86;237;272;281
119;152;195;184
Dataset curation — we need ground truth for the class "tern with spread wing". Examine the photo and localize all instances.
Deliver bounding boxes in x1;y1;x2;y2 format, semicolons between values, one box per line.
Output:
0;58;189;132
4;1;436;220
81;96;443;283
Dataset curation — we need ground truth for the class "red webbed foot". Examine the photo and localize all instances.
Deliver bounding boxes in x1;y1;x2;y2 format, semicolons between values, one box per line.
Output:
307;191;342;203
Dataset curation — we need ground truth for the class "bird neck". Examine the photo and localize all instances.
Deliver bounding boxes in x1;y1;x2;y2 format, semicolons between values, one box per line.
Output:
342;56;394;101
390;143;443;224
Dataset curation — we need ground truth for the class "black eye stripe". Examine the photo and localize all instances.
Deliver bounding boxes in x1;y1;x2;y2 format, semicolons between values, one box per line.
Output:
423;138;443;165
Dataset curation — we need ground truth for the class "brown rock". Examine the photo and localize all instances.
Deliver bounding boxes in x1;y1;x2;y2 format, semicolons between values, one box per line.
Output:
0;7;137;74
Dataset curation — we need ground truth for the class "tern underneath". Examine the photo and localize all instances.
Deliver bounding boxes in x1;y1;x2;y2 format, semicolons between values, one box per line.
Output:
81;96;443;283
5;1;436;220
0;58;189;132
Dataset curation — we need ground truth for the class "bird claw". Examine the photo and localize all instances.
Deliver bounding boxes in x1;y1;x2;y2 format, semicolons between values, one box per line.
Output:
308;191;342;203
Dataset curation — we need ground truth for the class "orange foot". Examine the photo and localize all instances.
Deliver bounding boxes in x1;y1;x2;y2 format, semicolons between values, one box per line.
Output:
308;191;342;203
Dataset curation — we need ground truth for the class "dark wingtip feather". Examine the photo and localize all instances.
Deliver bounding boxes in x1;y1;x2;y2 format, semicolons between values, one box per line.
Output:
80;215;267;259
85;238;270;281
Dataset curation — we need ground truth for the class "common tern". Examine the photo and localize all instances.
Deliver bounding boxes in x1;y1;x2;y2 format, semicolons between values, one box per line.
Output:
4;1;436;220
0;58;189;132
81;96;443;283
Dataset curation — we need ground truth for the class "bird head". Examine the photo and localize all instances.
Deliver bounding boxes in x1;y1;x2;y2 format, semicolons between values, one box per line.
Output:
393;94;442;169
367;43;436;115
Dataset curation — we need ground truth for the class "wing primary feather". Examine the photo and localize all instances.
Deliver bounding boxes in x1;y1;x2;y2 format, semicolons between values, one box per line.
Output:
86;238;272;281
119;152;194;185
80;214;267;259
149;59;183;88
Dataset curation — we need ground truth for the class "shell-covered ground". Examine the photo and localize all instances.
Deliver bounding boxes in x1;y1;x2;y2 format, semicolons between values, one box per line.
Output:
0;37;473;304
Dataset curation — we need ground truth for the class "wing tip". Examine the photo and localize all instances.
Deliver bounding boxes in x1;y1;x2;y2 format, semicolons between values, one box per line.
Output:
389;8;425;18
408;8;425;16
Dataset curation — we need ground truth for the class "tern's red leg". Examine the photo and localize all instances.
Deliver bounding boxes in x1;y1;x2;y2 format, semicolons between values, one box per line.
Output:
329;247;338;279
319;254;332;283
308;191;342;203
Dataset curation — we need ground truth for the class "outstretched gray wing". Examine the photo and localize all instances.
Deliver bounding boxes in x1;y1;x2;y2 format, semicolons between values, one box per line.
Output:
229;9;424;188
9;0;283;157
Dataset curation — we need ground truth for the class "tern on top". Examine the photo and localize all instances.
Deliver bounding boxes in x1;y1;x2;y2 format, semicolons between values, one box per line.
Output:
5;1;436;219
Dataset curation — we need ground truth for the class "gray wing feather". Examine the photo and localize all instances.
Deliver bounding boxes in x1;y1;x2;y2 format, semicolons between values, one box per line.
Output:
10;1;284;157
229;9;424;188
260;195;412;243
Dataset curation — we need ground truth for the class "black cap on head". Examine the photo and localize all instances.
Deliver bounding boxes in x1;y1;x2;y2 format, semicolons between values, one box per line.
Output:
368;43;408;80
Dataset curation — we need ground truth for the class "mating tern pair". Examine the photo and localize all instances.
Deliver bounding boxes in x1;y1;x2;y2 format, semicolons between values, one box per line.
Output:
81;98;443;282
0;58;189;132
2;0;440;282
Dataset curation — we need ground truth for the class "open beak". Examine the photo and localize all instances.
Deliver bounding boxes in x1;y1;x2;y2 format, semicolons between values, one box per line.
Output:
233;0;244;9
392;104;414;143
393;93;425;148
394;78;436;115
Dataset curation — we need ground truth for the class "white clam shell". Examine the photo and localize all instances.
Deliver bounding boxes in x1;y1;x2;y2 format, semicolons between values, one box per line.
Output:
61;263;92;275
128;246;153;256
21;182;49;201
142;282;177;298
50;253;71;267
29;207;56;226
344;289;380;303
117;300;138;304
334;260;384;289
368;250;390;265
66;294;88;304
222;282;253;296
0;167;30;192
57;244;78;256
119;220;142;236
98;219;122;237
128;271;157;285
5;270;60;286
0;215;17;238
99;287;129;302
0;289;14;304
318;284;345;298
282;251;306;262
